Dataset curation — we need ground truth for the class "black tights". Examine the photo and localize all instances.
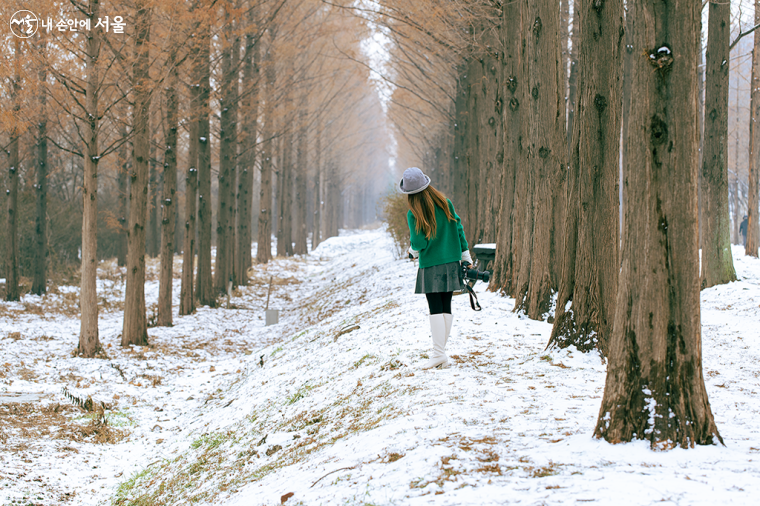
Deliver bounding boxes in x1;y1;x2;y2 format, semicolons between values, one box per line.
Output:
425;292;453;315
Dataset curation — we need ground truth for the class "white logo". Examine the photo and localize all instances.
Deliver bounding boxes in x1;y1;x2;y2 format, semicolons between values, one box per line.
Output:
10;10;39;38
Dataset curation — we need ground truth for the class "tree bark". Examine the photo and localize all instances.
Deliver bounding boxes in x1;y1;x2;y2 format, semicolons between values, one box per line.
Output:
276;64;294;258
6;37;21;302
747;0;760;257
700;0;737;289
451;67;469;218
621;6;635;265
464;57;482;244
122;0;152;347
148;119;160;258
33;32;48;296
215;11;238;294
477;36;503;245
294;95;308;255
256;28;276;265
594;0;722;449
237;22;259;284
195;11;214;306
566;0;580;148
116;105;129;267
514;0;568;320
158;41;179;327
78;0;104;357
179;6;202;316
549;0;623;355
312;118;322;250
491;0;520;294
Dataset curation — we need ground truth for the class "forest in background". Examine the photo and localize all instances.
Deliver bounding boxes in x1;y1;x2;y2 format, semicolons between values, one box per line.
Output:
3;0;760;449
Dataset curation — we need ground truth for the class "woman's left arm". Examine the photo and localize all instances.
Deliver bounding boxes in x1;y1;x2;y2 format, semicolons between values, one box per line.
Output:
407;210;429;251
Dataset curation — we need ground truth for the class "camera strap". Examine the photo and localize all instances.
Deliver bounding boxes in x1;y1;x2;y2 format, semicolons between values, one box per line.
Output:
464;284;482;311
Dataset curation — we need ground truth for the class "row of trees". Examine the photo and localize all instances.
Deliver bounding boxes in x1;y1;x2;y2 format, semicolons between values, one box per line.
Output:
1;0;390;351
370;1;756;448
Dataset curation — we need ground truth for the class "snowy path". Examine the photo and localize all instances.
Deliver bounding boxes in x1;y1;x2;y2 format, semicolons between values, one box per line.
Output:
1;230;759;505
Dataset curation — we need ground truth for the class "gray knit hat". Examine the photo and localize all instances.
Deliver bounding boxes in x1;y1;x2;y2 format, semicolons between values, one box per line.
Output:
398;167;431;194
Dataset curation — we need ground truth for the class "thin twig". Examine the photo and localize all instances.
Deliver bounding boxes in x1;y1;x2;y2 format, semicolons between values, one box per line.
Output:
310;465;357;488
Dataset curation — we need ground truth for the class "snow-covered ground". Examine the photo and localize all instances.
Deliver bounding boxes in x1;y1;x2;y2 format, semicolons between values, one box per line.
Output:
1;229;759;506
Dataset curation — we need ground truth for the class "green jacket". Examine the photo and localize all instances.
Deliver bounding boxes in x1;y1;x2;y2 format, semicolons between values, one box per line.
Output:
407;198;469;269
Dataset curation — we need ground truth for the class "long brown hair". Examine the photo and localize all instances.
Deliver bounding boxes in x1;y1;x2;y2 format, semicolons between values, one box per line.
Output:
408;185;455;239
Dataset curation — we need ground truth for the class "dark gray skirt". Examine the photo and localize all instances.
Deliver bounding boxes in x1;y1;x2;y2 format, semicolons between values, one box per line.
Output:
415;261;464;294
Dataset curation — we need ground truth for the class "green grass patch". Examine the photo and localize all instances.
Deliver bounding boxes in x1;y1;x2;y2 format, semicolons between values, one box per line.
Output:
75;410;135;427
352;353;377;369
287;382;314;405
190;432;228;451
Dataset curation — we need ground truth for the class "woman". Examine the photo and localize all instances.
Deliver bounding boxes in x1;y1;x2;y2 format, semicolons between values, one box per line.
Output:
400;167;472;370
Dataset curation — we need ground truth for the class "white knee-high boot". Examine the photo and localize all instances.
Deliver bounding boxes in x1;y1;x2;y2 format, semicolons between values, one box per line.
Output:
443;313;453;347
421;314;448;370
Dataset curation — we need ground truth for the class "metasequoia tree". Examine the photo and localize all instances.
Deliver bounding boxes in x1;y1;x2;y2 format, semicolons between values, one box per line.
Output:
157;2;187;327
701;0;737;288
33;30;49;296
513;0;568;320
215;2;240;294
748;0;760;257
236;7;260;284
549;0;624;354
595;0;722;448
122;0;153;347
294;95;309;255
5;37;22;302
491;0;520;295
195;4;214;306
78;0;106;357
256;25;276;264
180;5;202;316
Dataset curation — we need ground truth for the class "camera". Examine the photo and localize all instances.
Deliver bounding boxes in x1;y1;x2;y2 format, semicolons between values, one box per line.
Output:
461;263;490;283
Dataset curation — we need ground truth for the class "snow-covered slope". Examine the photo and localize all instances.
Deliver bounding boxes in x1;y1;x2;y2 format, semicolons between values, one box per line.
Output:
1;230;759;506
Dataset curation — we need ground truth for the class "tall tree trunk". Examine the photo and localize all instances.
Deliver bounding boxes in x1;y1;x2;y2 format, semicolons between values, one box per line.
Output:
158;42;179;327
549;0;623;355
464;57;482;244
510;25;530;300
78;0;103;356
514;0;568;320
196;11;214;305
479;41;503;245
256;29;276;264
451;67;469;217
179;5;202;316
491;0;520;294
215;11;238;294
621;6;635;265
122;0;152;347
277;65;294;258
276;135;293;257
6;37;21;302
148;119;160;257
700;0;736;289
595;0;722;449
33;32;48;296
179;85;199;315
312;118;322;250
566;0;580;148
561;0;569;116
116;107;129;267
228;26;239;287
749;0;760;257
294;95;308;255
237;22;259;284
